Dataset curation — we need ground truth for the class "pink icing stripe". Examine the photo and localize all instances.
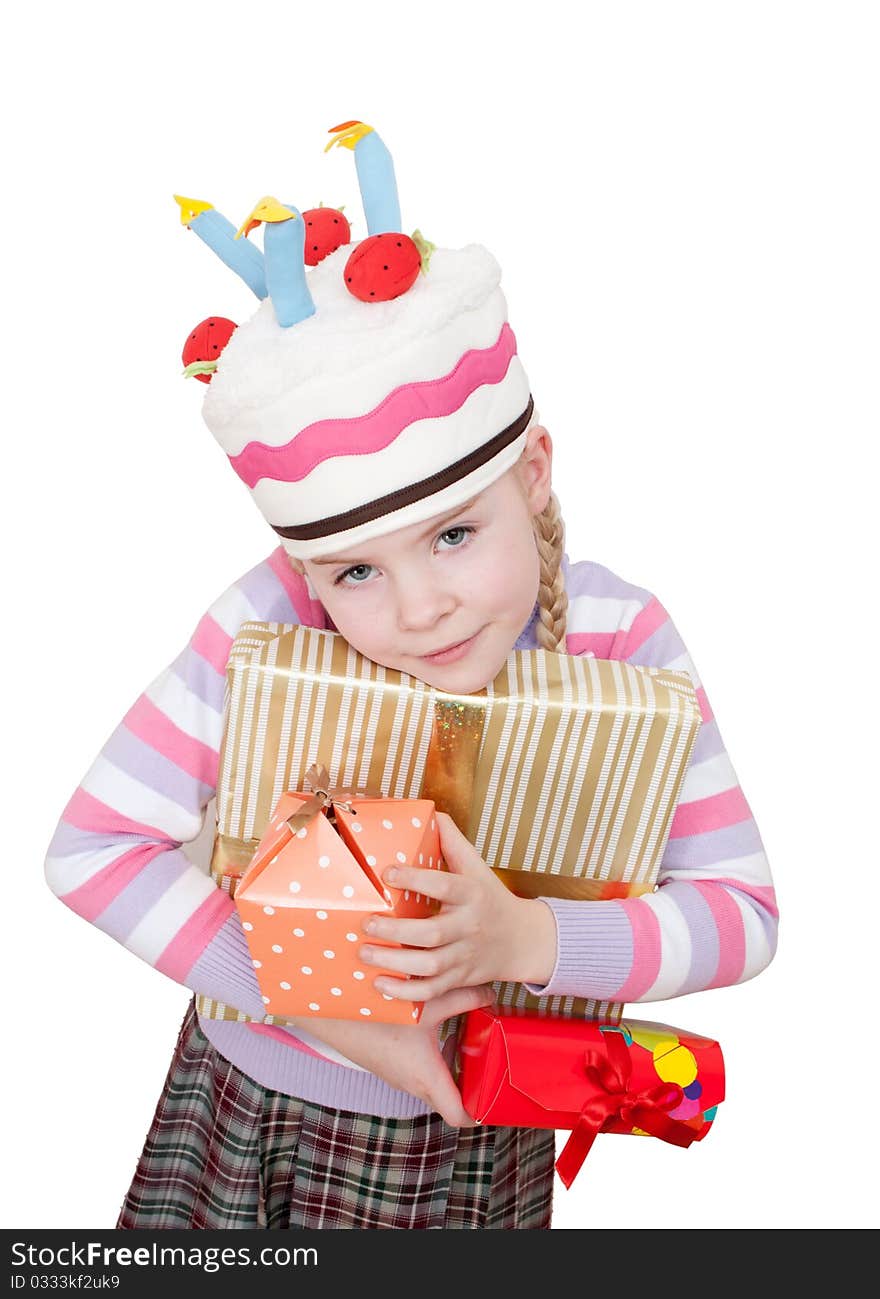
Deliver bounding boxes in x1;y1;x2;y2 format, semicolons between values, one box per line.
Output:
247;1021;342;1063
62;788;175;842
59;842;165;920
124;695;218;786
155;890;233;980
693;881;746;987
669;785;753;839
565;630;615;657
267;547;327;627
229;323;518;488
617;596;668;658
615;898;663;1001
191;613;234;678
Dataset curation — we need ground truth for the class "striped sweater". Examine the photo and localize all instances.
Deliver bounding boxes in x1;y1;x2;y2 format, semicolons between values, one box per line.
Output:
44;546;778;1117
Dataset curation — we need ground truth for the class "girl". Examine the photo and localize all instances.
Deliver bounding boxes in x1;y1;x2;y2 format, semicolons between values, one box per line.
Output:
44;123;778;1230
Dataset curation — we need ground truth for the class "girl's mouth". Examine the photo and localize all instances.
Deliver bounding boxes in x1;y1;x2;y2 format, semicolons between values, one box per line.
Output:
420;628;483;665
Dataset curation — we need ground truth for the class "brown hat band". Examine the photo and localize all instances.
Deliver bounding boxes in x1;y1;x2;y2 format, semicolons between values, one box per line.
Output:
273;396;534;542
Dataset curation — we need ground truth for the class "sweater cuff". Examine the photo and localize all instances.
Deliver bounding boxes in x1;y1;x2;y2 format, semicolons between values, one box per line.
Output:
187;911;267;1021
522;897;634;1001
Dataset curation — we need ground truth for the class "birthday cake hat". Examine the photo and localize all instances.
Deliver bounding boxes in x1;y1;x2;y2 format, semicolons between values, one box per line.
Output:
175;120;537;560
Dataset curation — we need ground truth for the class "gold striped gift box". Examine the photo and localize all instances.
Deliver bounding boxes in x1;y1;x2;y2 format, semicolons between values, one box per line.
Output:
196;623;701;1028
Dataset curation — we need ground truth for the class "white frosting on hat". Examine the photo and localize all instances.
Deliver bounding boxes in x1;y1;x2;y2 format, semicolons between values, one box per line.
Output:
202;242;506;456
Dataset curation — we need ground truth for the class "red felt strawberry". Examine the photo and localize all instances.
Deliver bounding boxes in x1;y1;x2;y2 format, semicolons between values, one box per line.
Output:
181;316;237;383
303;204;351;266
343;229;435;303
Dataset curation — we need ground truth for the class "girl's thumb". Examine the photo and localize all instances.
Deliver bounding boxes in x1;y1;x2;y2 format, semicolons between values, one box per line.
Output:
430;982;496;1023
435;811;476;869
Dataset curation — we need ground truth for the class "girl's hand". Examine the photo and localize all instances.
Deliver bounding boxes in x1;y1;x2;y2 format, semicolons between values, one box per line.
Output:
358;811;557;1001
285;982;495;1126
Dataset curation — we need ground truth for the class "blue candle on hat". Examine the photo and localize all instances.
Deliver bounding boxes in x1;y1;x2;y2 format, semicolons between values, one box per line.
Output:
325;121;402;236
235;197;316;329
173;195;267;300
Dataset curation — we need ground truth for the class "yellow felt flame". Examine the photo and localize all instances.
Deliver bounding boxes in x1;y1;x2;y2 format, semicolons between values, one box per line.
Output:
324;120;374;153
173;194;214;226
234;196;297;240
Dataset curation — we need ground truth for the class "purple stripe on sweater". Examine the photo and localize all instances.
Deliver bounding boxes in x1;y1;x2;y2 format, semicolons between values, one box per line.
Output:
567;558;653;605
513;602;540;650
97;848;193;940
526;896;635;1001
170;646;226;713
197;1016;436;1117
663;881;720;992
689;717;725;766
660;819;765;871
103;727;212;814
237;561;301;624
629;616;688;670
46;821;126;861
189;913;267;1020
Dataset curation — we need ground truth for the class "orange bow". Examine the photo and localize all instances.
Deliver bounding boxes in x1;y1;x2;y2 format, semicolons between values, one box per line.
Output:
283;762;379;831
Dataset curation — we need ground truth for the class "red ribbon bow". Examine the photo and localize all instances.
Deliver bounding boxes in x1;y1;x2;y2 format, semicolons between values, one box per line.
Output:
554;1030;698;1189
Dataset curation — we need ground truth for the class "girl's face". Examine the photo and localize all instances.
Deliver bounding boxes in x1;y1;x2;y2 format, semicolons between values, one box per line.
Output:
302;432;552;693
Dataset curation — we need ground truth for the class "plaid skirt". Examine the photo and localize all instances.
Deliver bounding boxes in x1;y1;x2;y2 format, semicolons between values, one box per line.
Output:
116;998;556;1230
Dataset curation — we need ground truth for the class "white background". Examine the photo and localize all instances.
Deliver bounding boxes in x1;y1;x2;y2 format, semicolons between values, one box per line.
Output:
3;0;877;1231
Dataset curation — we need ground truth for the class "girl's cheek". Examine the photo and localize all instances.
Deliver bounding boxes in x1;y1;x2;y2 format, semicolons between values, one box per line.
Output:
325;593;385;643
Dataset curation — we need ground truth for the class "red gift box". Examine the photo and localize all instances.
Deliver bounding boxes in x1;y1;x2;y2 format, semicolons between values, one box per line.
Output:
458;1009;725;1188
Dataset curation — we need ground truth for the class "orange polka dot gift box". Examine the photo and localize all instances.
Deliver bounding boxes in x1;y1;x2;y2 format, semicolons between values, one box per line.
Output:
233;782;443;1025
457;1009;725;1188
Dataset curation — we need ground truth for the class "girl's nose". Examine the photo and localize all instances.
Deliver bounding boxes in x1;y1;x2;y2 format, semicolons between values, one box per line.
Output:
395;580;457;632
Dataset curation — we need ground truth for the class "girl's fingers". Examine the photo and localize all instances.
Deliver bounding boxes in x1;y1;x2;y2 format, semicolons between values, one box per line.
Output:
423;982;496;1021
428;1071;477;1127
376;974;450;1001
362;914;450;947
360;942;453;979
382;865;467;904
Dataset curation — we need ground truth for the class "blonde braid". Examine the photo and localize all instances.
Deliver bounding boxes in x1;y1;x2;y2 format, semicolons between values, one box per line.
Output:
531;490;568;652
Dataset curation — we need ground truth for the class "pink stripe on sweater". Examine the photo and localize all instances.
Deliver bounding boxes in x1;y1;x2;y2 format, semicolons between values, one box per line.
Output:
124;695;218;786
715;877;779;919
59;842;166;919
614;898;663;1000
565;630;614;658
62;788;176;843
247;1021;343;1063
267;547;327;627
155;890;233;980
618;596;668;659
190;613;234;678
696;686;714;725
229;324;518;488
693;881;746;987
669;785;752;838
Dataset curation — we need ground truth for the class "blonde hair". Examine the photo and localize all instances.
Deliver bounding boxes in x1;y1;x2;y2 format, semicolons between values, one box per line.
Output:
288;478;569;654
531;489;568;652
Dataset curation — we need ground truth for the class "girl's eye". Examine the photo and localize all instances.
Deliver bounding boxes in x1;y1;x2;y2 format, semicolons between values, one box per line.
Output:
437;526;473;549
334;563;374;587
332;526;475;587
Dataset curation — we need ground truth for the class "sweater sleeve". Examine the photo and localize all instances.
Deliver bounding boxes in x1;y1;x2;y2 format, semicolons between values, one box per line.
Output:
525;592;779;1003
43;562;305;1021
